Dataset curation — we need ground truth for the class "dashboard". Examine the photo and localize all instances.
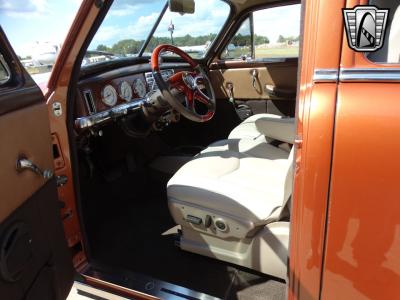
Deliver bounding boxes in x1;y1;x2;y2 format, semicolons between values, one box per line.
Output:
74;65;181;130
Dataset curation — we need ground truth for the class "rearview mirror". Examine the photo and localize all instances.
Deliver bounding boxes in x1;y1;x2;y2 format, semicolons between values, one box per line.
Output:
168;0;195;14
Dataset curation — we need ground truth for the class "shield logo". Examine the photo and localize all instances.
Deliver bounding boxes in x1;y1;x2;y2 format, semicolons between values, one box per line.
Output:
343;5;389;52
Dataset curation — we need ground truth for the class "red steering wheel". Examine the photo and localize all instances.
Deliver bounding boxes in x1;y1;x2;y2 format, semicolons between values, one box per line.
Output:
151;44;216;122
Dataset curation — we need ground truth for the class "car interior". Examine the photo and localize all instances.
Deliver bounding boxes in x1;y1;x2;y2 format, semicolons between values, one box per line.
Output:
70;0;300;298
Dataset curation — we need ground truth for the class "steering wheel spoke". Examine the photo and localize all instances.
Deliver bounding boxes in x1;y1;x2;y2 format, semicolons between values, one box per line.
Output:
185;90;196;113
193;90;210;105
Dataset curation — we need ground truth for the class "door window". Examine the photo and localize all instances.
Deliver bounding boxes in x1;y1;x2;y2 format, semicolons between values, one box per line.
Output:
222;4;301;60
221;17;252;59
366;0;400;63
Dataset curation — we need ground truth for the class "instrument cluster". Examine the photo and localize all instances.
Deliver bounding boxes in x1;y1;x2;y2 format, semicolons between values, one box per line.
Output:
99;77;147;108
75;69;176;130
78;74;149;117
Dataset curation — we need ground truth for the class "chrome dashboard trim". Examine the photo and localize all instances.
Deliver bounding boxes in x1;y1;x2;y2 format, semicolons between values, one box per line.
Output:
339;68;400;82
145;69;174;90
313;69;339;83
75;98;146;129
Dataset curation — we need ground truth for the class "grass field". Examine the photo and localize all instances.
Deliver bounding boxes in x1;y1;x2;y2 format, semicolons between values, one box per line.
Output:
225;46;299;59
255;47;298;58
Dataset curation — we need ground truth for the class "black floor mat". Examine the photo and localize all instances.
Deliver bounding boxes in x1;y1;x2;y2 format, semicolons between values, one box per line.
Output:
82;171;285;299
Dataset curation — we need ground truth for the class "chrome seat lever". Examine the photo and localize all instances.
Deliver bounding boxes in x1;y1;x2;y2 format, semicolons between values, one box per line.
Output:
16;157;53;179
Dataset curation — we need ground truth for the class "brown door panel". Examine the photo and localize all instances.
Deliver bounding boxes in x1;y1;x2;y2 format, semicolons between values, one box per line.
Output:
0;27;74;299
209;61;298;100
0;103;54;222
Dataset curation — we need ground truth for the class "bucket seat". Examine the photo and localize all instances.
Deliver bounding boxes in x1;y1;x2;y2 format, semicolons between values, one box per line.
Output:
167;116;296;279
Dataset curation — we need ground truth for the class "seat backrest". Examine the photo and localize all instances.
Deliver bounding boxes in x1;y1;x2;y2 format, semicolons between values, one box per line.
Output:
280;146;295;220
253;118;296;225
255;117;296;144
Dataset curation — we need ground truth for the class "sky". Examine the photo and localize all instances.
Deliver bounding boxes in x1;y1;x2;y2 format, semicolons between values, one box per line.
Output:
0;0;300;57
0;0;82;57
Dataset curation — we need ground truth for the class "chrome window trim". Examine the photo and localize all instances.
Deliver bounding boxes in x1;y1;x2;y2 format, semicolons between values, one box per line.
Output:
339;68;400;82
314;68;400;83
0;54;11;85
313;69;338;82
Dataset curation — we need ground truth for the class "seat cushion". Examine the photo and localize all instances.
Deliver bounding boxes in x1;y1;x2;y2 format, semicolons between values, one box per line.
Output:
228;113;282;140
167;149;290;224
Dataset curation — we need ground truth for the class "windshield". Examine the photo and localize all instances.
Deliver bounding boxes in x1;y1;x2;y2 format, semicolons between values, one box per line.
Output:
85;0;230;66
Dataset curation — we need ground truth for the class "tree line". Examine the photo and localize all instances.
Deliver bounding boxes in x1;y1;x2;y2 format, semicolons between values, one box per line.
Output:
95;33;299;55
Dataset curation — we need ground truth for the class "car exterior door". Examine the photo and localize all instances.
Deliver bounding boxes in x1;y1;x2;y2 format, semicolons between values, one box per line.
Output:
0;27;74;300
321;0;400;298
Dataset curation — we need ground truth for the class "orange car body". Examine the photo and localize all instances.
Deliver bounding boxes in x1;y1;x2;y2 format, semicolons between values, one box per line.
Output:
36;0;400;298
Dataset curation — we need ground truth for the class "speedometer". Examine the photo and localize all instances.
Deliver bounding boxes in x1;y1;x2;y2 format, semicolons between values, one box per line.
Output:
119;81;132;101
101;85;117;106
133;78;147;98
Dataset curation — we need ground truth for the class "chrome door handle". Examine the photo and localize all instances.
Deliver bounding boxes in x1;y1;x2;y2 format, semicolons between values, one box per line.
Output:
226;82;235;105
16;157;53;179
251;69;258;89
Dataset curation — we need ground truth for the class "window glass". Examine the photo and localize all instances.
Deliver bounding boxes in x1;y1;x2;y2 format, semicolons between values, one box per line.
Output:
253;4;301;59
221;18;252;59
222;4;301;60
0;0;82;85
86;0;230;65
366;1;400;63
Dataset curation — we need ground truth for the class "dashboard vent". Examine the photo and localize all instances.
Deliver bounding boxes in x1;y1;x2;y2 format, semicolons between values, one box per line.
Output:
83;90;96;115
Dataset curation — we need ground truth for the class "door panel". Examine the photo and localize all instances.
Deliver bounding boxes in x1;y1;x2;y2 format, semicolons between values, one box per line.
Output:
0;104;53;221
209;59;298;117
0;28;74;299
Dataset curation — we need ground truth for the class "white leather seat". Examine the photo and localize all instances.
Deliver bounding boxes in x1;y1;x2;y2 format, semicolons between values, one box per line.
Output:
168;117;295;230
200;137;289;159
201;114;294;158
167;116;295;280
168;148;292;225
228;113;282;140
167;117;296;279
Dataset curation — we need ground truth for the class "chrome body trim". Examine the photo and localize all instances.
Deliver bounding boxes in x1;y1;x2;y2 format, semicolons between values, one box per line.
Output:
83;266;220;300
313;69;338;82
339;68;400;82
73;281;130;300
75;98;146;129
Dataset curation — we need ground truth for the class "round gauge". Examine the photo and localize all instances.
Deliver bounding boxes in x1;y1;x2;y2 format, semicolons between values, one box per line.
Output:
119;81;132;101
101;85;117;106
133;78;147;98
